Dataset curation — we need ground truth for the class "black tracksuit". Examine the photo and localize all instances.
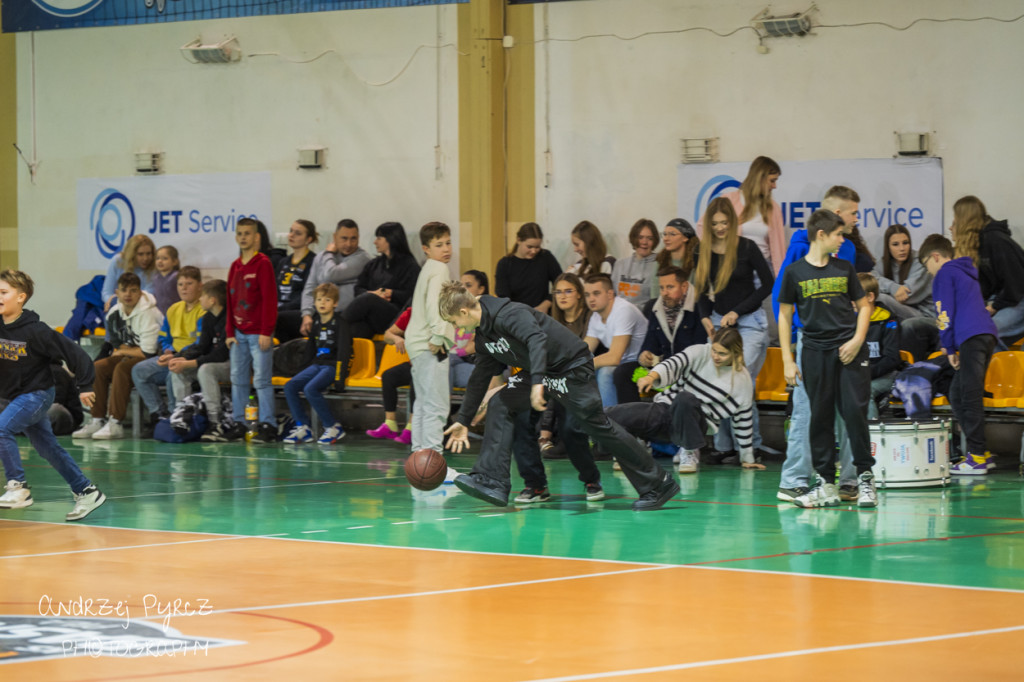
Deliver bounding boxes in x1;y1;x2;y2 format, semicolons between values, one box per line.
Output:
778;257;873;479
456;296;665;496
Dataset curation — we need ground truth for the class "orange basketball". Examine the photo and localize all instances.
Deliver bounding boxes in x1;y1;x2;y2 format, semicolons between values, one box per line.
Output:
404;448;448;491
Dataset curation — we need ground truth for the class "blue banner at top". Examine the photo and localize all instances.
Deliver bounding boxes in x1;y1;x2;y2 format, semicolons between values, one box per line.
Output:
2;0;466;33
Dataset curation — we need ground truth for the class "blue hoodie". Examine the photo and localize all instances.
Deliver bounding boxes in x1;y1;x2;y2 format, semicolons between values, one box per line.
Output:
932;257;998;353
771;229;856;337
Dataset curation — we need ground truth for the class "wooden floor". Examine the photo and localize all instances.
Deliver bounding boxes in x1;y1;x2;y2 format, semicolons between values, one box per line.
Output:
1;436;1023;679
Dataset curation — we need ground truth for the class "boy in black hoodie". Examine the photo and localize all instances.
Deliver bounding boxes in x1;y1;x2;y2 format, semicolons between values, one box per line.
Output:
857;273;903;419
0;270;106;521
439;281;679;511
168;279;232;440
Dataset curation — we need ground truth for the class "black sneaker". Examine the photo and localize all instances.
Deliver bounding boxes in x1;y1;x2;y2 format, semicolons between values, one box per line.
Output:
200;422;229;442
453;474;508;507
513;487;551;504
838;484;858;502
584;482;606;501
632;474;680;511
249;422;279;444
776;486;810;503
219;422;249;442
140;412;162;439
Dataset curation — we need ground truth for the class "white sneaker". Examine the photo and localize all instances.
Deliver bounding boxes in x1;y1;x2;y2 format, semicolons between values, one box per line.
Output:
677;449;699;474
66;485;106;521
72;418;105;439
91;419;124;440
793;475;840;508
283;425;314;444
318;423;345;445
857;471;877;508
0;480;33;509
444;466;459;483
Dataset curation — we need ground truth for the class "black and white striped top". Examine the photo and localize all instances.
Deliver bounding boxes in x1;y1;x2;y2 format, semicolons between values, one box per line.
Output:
649;343;755;463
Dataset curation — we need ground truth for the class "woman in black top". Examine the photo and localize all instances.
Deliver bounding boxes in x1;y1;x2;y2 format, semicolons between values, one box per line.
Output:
274;219;318;341
494;222;563;313
693;196;773;455
342;222;421;339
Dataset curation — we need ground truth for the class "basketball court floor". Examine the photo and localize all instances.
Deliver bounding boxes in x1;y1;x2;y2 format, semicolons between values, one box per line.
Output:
2;435;1023;680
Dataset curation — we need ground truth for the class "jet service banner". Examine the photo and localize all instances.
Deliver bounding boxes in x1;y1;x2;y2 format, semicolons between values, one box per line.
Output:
77;172;271;270
678;157;944;258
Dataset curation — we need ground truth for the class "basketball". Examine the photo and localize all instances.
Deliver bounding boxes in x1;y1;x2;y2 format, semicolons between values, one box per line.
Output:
404;448;448;491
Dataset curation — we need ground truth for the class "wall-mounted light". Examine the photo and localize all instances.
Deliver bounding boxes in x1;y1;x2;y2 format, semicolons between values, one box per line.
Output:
680;138;719;164
134;151;164;175
180;36;240;64
895;132;931;157
751;4;815;38
298;147;326;170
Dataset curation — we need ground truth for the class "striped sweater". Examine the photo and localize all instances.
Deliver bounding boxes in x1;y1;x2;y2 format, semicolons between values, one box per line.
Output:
649;343;756;463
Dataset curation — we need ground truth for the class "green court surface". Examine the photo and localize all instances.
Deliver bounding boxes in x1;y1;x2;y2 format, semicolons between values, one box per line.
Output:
5;435;1024;592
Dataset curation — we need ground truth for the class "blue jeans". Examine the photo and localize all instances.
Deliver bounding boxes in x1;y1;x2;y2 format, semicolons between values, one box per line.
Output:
0;388;90;494
595;366;618;408
449;354;475;389
130;356;175;415
779;330;855;489
712;309;767;451
992;298;1024;350
284;364;337;428
230;332;275;424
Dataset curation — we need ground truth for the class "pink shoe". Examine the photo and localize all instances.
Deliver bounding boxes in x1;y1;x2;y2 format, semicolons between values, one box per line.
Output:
366;423;399;440
393;429;412;445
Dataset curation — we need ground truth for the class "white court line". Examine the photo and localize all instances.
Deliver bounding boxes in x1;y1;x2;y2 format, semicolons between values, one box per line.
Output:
346;525;373;530
4;518;1023;596
66;445;380;468
300;530;327;534
103;475;397;501
146;564;675;620
516;624;1024;682
0;535;248;560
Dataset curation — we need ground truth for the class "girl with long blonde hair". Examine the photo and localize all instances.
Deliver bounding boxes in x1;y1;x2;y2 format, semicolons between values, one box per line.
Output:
951;195;1024;347
693;196;773;458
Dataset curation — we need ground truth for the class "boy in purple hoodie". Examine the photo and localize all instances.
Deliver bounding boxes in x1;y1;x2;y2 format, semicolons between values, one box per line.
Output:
919;234;998;475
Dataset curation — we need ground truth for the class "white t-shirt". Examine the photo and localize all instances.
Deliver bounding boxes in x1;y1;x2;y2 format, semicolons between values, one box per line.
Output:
585;297;648;363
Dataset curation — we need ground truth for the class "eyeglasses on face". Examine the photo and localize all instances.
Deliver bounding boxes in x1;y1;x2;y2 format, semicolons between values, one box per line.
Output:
553;289;577;296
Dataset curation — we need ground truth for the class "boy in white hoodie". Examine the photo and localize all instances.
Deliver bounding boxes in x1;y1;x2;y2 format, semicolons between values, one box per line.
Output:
73;272;164;440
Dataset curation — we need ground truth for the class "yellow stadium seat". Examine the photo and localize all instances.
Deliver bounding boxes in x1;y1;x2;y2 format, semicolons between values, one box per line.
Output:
755;347;790;402
347;343;410;389
984;351;1024;408
345;338;377;382
900;350;914;364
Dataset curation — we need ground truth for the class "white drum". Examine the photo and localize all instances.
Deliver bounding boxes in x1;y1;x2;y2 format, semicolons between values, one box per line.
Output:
870;419;951;488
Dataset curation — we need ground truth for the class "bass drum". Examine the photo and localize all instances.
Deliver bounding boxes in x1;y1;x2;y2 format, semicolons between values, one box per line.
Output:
870;419;951;489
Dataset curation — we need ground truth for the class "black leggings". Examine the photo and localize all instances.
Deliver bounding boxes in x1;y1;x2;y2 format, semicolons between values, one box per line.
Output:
381;361;414;413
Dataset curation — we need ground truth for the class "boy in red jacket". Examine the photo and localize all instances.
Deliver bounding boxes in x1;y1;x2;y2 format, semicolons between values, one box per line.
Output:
223;218;279;442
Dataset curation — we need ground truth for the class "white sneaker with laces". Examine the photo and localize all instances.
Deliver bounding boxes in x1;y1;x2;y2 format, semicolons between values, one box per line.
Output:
72;418;105;439
318;423;345;445
444;466;459;483
284;425;314;444
857;471;877;508
793;475;840;508
91;419;124;440
66;485;106;521
0;480;33;509
677;449;699;474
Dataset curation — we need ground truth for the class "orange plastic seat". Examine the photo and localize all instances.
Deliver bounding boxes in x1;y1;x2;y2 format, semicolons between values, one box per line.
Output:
345;338;377;382
984;351;1024;408
347;343;410;389
900;350;914;364
755;347;790;402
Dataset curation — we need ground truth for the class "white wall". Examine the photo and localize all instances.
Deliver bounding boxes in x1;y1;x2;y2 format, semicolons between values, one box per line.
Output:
16;6;459;323
533;0;1024;267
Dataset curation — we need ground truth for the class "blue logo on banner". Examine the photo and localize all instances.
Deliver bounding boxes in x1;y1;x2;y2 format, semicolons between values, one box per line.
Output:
90;189;136;260
927;438;935;463
693;175;741;224
31;0;105;17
